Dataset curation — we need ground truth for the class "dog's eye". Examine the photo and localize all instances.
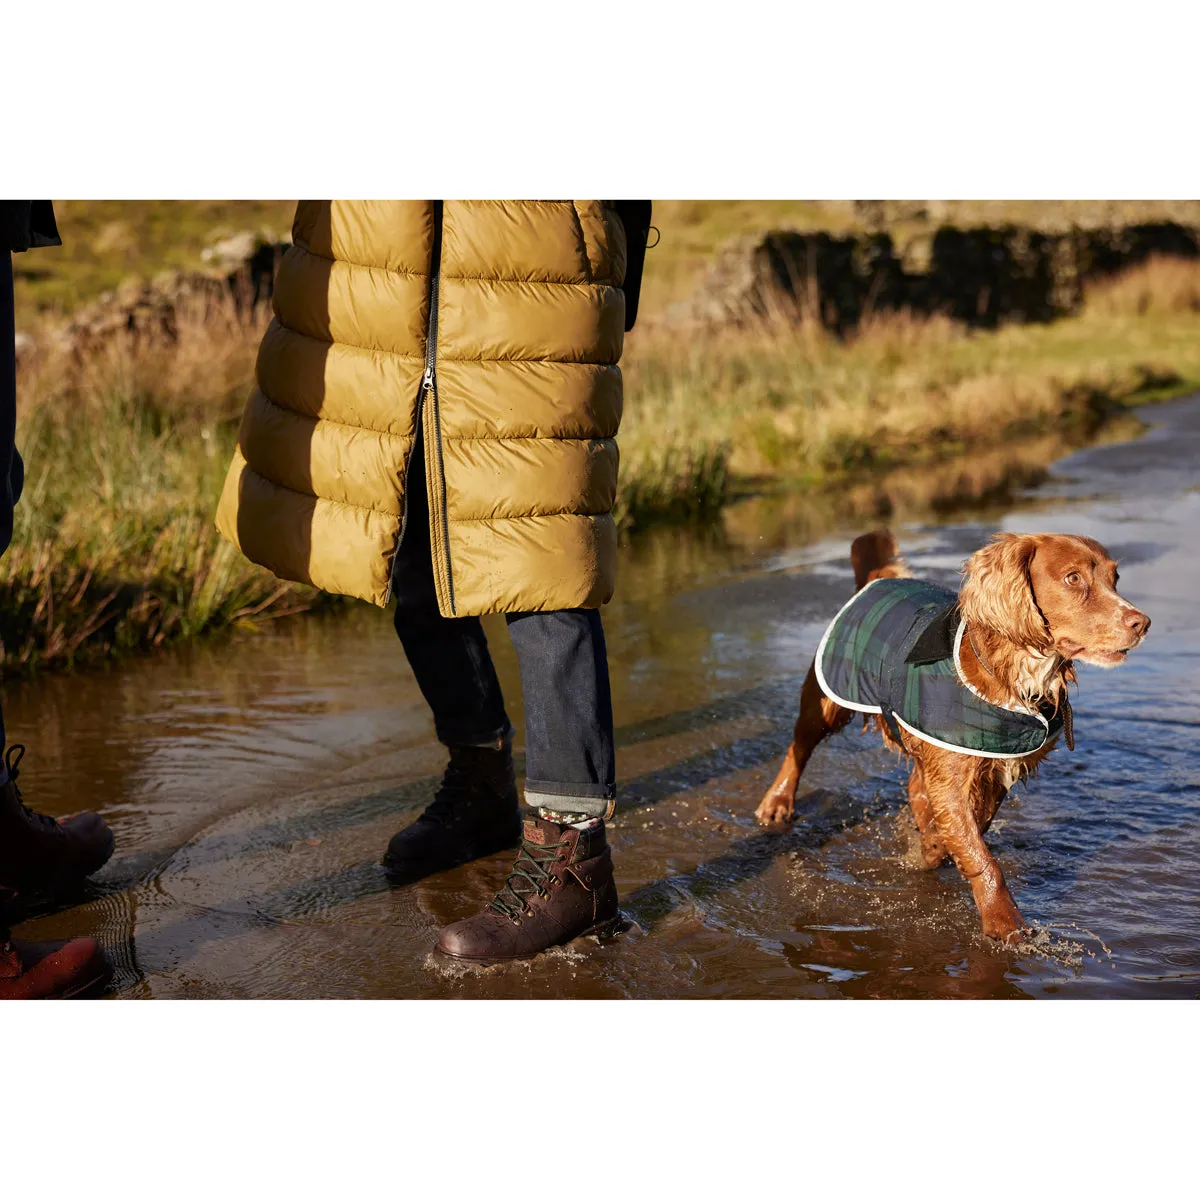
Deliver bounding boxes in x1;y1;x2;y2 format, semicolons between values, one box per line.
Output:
1065;572;1082;586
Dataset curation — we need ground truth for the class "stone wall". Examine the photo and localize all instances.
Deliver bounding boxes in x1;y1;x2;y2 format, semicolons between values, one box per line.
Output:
56;238;288;351
36;216;1200;354
663;222;1200;334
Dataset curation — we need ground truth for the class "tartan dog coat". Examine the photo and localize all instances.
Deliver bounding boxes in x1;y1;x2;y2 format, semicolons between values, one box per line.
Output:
814;577;1064;759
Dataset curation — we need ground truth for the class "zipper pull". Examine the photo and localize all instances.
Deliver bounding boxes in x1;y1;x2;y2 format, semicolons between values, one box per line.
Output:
422;366;435;391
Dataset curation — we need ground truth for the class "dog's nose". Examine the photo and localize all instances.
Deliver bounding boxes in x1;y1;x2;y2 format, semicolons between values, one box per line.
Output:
1123;609;1150;637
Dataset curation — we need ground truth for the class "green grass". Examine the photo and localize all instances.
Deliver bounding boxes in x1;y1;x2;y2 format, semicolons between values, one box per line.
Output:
616;262;1200;530
0;297;339;673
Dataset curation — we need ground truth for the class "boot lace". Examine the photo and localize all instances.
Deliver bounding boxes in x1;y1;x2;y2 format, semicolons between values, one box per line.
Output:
488;835;569;922
4;745;56;832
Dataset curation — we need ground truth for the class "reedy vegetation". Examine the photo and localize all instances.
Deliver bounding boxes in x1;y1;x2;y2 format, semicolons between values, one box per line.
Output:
4;255;1200;672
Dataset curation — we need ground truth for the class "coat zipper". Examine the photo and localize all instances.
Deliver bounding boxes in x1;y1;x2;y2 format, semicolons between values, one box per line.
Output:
383;375;427;608
421;200;457;615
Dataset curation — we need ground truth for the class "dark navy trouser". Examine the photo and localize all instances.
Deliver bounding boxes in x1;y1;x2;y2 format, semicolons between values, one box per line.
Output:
391;433;616;820
1;252;25;755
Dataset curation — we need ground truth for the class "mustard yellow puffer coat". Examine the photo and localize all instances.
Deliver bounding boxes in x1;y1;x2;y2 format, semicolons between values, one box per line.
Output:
215;200;629;614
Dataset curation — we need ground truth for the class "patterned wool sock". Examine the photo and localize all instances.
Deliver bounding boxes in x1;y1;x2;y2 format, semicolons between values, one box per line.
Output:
537;808;601;831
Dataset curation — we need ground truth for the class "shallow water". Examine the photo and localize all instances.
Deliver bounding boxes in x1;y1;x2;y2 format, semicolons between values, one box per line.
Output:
7;396;1200;998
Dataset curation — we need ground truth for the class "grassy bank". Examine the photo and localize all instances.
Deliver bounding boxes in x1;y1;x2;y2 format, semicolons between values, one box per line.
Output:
1;296;340;672
4;246;1200;674
618;256;1200;528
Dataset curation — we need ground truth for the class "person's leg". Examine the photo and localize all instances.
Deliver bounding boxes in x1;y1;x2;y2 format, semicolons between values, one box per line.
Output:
0;251;114;998
384;434;521;880
0;252;112;889
0;248;14;777
434;608;619;963
0;249;18;569
391;432;511;748
0;249;12;779
507;609;616;823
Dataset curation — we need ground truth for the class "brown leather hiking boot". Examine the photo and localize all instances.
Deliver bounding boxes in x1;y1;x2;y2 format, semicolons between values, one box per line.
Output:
383;741;522;884
435;815;619;963
0;890;113;1000
0;745;115;893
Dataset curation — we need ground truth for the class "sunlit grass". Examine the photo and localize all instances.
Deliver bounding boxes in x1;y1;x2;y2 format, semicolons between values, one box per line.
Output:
617;261;1200;530
1;295;338;672
5;254;1200;672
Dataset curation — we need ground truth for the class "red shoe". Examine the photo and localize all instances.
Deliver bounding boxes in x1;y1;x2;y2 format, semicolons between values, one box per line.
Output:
0;933;112;999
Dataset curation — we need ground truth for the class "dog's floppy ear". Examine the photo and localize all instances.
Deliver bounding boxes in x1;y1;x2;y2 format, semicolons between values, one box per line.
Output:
959;534;1050;650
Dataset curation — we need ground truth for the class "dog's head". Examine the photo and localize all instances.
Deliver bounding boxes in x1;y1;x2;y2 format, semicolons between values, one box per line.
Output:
959;533;1150;668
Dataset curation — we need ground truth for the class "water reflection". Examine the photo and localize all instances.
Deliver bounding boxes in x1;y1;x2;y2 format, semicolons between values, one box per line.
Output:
5;398;1199;998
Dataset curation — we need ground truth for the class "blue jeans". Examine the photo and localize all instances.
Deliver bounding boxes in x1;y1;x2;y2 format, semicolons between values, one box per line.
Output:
392;435;616;820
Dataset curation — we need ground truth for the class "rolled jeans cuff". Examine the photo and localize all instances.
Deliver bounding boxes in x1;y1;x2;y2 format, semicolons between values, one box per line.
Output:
525;780;616;821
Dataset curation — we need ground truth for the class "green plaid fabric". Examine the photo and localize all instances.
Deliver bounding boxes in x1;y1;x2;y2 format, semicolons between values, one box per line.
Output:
816;577;1060;758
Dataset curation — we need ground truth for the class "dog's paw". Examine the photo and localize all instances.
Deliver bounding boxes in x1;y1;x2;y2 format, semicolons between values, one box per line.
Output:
980;899;1026;944
755;793;795;827
920;833;949;870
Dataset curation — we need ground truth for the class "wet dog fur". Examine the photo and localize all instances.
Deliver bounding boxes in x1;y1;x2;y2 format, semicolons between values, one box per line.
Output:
755;529;1151;943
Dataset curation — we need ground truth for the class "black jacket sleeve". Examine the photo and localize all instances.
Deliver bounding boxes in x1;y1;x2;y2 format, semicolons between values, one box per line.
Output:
613;201;652;331
2;201;62;253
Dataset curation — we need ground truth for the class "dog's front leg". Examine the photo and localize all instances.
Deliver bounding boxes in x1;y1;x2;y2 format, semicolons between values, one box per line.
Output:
756;727;806;826
925;758;1025;943
756;663;851;826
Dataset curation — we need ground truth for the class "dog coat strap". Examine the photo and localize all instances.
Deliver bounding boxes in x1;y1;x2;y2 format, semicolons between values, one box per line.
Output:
879;705;904;743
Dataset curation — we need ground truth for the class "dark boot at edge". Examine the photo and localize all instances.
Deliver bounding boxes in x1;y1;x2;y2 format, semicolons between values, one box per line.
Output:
0;745;115;894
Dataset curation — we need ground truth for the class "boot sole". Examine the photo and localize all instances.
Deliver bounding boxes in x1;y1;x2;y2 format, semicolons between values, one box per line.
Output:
432;914;624;967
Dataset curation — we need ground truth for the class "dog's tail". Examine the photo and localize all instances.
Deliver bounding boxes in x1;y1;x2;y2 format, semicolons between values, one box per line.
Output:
851;528;910;591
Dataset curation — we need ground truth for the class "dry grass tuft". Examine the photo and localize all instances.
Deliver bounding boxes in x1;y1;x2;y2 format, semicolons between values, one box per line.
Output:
1085;255;1200;318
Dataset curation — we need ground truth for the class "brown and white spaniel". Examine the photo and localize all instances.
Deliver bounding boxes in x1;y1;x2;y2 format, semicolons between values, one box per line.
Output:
755;530;1150;942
